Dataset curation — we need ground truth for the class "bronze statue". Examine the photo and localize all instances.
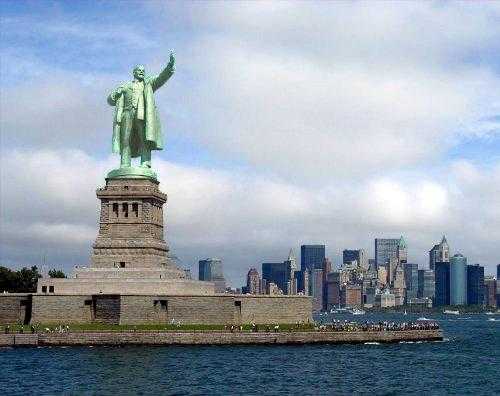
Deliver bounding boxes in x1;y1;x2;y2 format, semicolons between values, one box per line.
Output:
107;52;175;177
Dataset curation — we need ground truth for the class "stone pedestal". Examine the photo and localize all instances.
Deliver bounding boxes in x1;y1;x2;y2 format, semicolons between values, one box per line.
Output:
91;177;182;276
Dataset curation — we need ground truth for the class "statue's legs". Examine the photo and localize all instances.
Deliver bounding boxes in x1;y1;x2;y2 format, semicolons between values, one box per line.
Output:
120;110;133;168
135;118;151;168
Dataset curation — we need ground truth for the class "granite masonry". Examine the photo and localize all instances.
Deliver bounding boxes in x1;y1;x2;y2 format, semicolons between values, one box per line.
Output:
1;177;313;326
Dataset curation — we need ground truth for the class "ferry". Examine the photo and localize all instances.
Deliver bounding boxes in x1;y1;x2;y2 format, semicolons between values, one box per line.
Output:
443;309;460;315
330;307;350;314
352;308;366;315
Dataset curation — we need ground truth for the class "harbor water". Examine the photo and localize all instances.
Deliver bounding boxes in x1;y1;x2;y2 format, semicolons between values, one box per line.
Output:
0;312;498;395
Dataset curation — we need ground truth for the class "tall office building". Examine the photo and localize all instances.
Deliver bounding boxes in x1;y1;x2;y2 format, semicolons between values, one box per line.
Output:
310;269;324;312
301;245;326;272
403;263;419;301
284;249;298;274
326;272;341;309
418;269;435;299
343;249;368;270
434;262;450;306
467;264;484;305
375;237;407;269
295;269;310;295
483;277;497;307
497;264;500;279
198;258;226;293
262;262;287;293
429;236;450;270
449;254;467;305
246;268;261;294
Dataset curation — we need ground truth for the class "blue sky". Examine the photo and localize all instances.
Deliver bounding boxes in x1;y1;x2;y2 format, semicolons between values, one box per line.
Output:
1;1;499;284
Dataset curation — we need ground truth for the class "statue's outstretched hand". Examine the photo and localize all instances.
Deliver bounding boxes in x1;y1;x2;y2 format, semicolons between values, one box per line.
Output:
168;52;175;72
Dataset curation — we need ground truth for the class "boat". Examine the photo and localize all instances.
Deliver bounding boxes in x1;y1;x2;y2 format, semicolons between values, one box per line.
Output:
352;308;365;315
417;317;431;321
330;307;350;314
403;310;407;316
443;309;460;315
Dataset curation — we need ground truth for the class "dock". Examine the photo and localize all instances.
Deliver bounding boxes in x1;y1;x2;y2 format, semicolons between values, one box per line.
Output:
0;329;442;347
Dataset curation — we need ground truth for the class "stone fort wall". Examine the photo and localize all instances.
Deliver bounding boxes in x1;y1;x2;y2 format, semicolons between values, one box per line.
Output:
1;294;312;325
0;294;31;324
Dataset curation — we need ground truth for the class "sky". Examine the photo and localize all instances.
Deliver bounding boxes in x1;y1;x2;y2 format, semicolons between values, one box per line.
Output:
1;1;499;286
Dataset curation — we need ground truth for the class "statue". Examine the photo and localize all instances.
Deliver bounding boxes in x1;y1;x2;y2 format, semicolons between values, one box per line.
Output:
106;52;175;179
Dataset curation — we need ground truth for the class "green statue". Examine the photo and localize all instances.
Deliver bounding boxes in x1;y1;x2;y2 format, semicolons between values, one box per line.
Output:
106;52;175;179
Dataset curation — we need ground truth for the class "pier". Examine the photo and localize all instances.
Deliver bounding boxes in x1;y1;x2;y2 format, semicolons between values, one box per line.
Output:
0;329;442;347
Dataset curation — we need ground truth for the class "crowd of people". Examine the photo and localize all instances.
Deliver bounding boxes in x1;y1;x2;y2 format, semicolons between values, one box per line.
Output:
319;320;440;332
3;320;439;334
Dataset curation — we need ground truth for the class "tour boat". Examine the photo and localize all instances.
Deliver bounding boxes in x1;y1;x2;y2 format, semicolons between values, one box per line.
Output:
352;308;366;315
443;309;460;315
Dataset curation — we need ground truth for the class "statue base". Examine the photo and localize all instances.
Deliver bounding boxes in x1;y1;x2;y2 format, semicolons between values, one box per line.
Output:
107;166;157;180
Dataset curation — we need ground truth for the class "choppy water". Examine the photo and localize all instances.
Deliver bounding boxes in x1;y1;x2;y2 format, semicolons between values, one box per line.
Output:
0;313;498;395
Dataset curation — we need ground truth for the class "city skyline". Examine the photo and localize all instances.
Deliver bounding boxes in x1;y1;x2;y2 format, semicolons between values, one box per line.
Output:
1;2;500;287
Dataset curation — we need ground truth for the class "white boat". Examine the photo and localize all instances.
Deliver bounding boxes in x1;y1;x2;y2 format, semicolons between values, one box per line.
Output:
417;317;431;321
403;310;407;316
330;307;350;314
352;308;365;315
443;309;460;315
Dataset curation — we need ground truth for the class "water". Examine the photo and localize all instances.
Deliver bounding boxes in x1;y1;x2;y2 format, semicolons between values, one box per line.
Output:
0;313;498;395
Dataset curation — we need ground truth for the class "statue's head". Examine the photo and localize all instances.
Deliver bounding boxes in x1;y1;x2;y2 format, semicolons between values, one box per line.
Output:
133;65;145;81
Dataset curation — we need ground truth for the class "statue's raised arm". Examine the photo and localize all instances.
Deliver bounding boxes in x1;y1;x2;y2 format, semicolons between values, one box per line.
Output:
106;52;176;180
151;52;175;92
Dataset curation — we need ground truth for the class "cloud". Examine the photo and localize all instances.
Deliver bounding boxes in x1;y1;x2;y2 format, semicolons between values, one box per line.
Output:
1;149;499;284
1;3;499;283
147;2;500;180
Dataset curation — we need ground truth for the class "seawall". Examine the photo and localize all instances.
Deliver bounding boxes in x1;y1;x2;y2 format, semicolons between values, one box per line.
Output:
0;329;442;347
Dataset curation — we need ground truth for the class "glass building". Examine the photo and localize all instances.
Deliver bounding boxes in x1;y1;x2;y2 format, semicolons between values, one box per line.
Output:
434;262;450;306
403;263;419;301
198;258;226;293
418;269;435;299
343;249;368;269
375;238;406;269
300;245;326;272
449;254;467;305
467;264;484;305
262;262;287;293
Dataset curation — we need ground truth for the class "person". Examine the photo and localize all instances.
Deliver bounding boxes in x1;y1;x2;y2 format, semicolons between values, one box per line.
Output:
107;53;175;169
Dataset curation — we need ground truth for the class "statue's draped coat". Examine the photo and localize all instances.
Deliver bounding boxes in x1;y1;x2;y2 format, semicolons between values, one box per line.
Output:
108;67;173;158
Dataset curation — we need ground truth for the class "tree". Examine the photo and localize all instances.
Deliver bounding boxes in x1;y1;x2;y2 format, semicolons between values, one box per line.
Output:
0;266;17;292
0;266;41;293
16;266;42;292
48;269;66;278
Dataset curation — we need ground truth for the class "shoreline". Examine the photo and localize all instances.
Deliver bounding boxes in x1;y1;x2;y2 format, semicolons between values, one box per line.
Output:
0;329;443;347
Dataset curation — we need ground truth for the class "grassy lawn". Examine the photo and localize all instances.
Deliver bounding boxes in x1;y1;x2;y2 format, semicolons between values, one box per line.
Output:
0;322;315;333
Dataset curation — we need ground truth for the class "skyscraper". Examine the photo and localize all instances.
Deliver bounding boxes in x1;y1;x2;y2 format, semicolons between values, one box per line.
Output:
310;269;324;312
418;269;435;299
262;262;287;293
483;277;497;307
284;249;298;273
467;264;484;305
375;237;407;269
198;258;226;293
295;269;309;295
403;263;419;301
429;236;450;270
449;254;467;306
497;264;500;279
343;249;368;270
246;268;261;294
434;262;450;306
326;272;341;309
301;245;326;272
